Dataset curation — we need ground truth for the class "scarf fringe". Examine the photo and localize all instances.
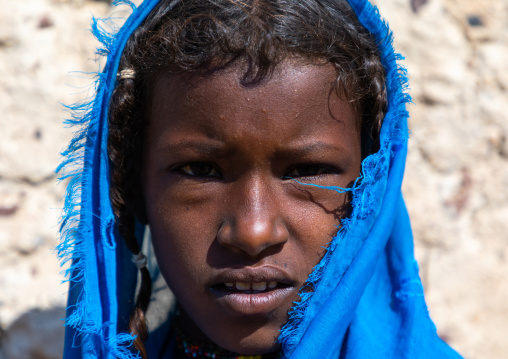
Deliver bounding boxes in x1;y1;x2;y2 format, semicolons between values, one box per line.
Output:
57;1;141;358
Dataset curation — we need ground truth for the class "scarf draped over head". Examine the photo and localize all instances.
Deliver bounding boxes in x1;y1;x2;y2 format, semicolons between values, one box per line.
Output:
58;0;463;358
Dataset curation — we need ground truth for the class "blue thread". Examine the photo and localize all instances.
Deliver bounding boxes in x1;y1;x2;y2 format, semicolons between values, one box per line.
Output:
287;178;353;193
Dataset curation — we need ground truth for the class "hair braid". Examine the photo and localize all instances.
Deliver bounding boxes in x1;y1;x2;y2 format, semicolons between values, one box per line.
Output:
108;61;151;358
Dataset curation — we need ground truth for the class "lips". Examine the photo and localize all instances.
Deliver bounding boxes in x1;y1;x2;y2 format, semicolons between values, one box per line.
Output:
209;265;297;316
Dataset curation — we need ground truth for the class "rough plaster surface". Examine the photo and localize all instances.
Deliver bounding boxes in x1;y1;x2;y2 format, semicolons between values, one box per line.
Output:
0;0;506;358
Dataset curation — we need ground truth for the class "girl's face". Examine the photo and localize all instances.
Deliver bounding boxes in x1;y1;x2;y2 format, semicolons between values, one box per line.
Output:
143;60;362;354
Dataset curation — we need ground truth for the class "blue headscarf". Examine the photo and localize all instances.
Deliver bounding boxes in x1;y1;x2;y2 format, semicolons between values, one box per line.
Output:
58;0;463;358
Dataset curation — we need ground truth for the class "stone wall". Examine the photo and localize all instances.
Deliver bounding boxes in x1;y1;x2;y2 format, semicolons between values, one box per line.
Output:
372;1;508;357
0;1;111;357
0;0;506;358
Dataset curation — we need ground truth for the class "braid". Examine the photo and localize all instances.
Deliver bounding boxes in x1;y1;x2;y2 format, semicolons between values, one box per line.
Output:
108;59;151;358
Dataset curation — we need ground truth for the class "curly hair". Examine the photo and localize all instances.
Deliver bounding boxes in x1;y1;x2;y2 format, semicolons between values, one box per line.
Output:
107;0;387;356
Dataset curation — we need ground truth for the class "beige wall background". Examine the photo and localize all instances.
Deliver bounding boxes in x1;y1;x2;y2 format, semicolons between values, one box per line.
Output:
0;0;506;358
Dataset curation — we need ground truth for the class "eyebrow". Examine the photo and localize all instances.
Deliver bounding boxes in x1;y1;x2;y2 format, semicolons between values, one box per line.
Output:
278;141;348;156
156;139;231;157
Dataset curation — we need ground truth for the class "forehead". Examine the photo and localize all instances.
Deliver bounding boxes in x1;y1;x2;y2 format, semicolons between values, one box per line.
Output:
149;60;358;139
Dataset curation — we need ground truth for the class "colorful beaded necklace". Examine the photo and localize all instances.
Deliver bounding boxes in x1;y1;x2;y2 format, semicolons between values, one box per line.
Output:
173;320;281;359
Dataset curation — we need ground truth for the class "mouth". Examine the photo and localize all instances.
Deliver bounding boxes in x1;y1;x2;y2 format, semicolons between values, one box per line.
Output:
209;267;296;316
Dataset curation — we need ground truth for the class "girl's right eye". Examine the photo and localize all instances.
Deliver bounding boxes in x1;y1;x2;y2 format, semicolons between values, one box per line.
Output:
284;164;338;178
176;163;221;178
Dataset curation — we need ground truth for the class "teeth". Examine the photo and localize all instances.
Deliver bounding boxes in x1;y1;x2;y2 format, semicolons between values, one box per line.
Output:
252;282;267;291
236;282;251;291
225;281;279;291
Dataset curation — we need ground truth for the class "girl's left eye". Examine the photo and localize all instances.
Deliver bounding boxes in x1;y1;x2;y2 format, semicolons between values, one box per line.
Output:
285;164;336;178
177;163;221;177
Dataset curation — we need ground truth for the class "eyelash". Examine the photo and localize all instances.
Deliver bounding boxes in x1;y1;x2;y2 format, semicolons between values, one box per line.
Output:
176;163;222;178
174;162;339;179
284;164;339;179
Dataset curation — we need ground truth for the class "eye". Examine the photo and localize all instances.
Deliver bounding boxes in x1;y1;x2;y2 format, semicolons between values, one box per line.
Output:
177;163;221;178
285;164;336;178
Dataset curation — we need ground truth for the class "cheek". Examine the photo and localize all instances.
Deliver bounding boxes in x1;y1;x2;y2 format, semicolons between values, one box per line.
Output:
287;183;350;226
146;186;218;283
283;188;349;268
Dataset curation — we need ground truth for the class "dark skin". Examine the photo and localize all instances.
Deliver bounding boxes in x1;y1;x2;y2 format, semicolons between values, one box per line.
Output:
142;59;362;355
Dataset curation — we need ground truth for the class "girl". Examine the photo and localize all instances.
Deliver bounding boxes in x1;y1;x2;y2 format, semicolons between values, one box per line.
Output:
58;0;462;358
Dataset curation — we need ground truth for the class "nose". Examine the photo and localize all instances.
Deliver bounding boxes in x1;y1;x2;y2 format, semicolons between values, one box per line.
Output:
217;176;289;258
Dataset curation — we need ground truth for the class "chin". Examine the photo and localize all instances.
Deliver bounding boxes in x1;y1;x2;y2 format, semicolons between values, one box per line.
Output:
219;334;282;356
178;306;284;356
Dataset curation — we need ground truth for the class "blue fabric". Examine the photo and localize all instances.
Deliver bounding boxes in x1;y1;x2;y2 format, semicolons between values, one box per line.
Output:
58;0;463;358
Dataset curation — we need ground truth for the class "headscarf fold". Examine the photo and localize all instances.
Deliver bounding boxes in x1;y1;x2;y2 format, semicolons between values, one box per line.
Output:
58;0;462;358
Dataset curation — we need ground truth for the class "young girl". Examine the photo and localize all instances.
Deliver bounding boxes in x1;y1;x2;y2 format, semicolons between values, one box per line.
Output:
58;0;462;358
